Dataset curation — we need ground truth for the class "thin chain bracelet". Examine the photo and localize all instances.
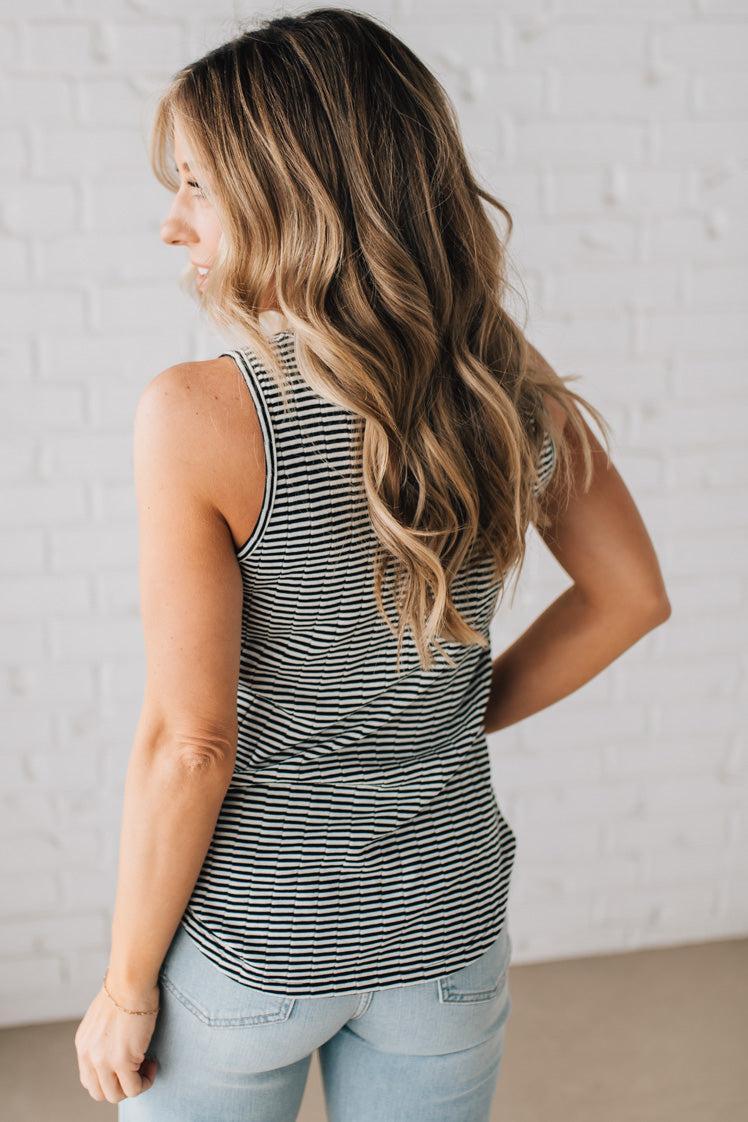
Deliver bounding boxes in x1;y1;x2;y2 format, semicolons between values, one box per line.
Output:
102;970;160;1016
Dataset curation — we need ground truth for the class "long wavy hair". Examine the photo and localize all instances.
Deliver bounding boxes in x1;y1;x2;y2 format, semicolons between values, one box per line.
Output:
149;6;611;673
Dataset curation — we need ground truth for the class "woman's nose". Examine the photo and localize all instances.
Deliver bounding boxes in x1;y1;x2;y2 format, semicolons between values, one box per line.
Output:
161;209;191;249
160;216;187;246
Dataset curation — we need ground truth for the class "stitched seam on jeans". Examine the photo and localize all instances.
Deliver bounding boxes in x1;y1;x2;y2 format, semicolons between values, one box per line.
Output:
160;974;294;1025
160;974;212;1023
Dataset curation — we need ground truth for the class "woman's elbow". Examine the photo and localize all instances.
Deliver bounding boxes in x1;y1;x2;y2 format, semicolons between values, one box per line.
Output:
645;590;672;626
630;582;672;631
580;579;672;634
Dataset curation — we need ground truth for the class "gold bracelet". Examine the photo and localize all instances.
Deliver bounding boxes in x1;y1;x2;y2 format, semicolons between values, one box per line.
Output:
102;970;160;1016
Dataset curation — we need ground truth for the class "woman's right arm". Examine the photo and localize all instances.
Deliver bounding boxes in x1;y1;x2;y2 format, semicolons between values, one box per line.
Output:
483;373;671;736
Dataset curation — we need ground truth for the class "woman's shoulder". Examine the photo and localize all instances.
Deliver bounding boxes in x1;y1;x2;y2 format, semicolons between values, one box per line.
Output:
137;356;254;450
542;389;568;432
135;358;266;550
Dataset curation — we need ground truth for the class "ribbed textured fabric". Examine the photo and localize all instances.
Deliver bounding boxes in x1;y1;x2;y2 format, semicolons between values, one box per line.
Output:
180;322;557;997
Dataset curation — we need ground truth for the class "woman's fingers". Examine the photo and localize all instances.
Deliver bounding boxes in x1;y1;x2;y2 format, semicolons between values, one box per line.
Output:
139;1056;158;1091
117;1056;158;1099
78;1056;106;1102
97;1066;127;1104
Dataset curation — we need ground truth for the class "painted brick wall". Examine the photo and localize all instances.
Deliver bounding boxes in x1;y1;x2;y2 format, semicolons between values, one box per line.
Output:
1;1;746;1027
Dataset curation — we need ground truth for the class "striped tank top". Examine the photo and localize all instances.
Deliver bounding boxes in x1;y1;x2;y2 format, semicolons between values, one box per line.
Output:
179;312;557;997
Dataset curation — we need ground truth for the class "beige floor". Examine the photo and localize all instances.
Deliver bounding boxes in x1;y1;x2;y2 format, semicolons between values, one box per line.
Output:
2;937;746;1121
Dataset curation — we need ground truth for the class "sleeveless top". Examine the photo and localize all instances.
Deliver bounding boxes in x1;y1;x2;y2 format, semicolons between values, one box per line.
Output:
179;312;557;997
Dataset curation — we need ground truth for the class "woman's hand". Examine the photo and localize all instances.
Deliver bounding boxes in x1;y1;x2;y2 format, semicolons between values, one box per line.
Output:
74;979;160;1103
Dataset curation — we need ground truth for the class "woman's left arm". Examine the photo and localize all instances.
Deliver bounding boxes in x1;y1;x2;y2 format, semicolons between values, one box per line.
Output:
75;364;245;1104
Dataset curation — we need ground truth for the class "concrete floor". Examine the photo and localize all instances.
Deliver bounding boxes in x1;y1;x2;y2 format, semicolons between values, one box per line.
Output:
2;937;746;1121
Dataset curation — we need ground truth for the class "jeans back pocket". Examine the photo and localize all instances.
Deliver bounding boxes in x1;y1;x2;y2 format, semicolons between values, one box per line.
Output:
437;926;512;1004
160;924;296;1027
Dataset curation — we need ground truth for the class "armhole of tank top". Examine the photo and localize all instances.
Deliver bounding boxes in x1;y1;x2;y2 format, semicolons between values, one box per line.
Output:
220;348;277;561
532;426;557;497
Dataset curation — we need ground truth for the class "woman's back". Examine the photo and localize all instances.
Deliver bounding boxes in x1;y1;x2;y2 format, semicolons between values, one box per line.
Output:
178;318;555;997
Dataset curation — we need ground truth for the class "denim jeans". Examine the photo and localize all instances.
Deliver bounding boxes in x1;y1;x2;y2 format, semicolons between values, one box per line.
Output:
118;921;513;1121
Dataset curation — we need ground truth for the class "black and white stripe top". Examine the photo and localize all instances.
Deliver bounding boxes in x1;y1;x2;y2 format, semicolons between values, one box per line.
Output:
179;316;557;996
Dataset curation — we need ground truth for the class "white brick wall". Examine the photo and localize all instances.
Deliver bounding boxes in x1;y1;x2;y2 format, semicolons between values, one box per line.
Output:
1;0;746;1027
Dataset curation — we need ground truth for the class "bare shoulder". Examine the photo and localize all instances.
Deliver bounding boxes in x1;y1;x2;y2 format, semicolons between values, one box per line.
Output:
138;354;261;447
135;357;265;546
522;339;569;437
540;390;569;439
137;356;246;423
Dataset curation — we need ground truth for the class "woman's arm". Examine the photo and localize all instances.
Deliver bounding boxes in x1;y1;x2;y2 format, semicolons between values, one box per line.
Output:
484;375;671;736
105;363;245;1004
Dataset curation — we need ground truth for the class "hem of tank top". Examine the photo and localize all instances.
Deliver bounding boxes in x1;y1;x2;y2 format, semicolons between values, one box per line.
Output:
220;348;279;559
177;912;509;998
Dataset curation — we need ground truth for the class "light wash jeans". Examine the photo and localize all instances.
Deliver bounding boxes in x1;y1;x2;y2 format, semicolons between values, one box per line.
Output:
119;921;513;1121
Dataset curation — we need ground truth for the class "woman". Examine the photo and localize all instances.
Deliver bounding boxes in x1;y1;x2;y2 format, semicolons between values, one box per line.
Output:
74;8;671;1120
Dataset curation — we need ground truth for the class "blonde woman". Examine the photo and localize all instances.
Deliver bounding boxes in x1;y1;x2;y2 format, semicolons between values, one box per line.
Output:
74;8;671;1120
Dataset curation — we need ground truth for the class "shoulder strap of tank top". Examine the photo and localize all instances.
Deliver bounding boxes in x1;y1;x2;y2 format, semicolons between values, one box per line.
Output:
219;348;278;560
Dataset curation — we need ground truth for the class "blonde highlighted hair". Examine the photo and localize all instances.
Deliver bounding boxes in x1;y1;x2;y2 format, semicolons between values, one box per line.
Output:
150;7;611;672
